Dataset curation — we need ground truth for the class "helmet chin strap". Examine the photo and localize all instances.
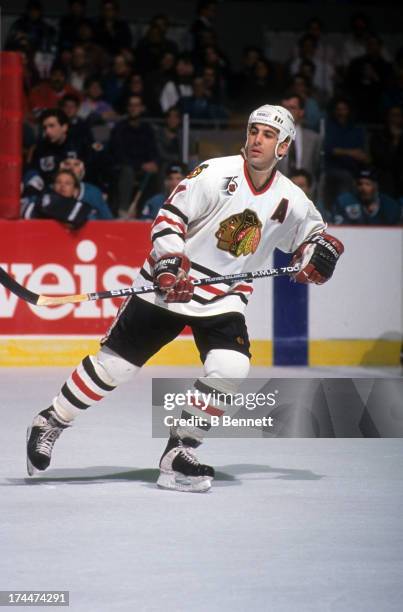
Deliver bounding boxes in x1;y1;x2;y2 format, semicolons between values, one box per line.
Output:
243;139;287;174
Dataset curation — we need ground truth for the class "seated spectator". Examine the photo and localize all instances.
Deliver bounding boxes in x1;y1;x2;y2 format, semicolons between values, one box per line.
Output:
289;33;334;101
290;168;329;222
108;95;159;216
75;19;109;75
278;93;321;189
302;18;336;68
102;53;133;111
323;97;369;208
160;54;195;113
345;34;394;124
78;77;118;125
59;94;93;147
370;106;403;198
230;45;263;98
58;0;89;51
202;65;226;105
29;108;95;186
140;163;187;220
181;76;228;124
117;73;155;116
191;0;218;61
135;20;178;75
144;51;177;116
154;107;183;177
235;58;278;113
5;0;57;78
67;43;94;92
340;13;372;68
93;0;132;56
289;74;322;132
21;169;94;229
332;168;401;226
59;158;114;219
28;63;81;119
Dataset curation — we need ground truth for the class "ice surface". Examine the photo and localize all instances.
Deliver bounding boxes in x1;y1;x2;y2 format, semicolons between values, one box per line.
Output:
1;366;402;612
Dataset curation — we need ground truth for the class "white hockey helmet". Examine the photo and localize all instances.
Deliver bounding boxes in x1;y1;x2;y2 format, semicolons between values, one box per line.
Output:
247;104;296;143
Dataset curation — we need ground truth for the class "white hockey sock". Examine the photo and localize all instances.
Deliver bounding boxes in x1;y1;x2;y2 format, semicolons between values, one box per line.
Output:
53;351;139;422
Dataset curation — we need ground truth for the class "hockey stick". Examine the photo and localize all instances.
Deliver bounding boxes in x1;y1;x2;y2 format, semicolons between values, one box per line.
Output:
0;264;300;307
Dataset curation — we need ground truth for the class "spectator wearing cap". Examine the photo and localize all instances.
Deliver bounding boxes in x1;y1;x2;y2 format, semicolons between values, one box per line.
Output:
332;168;401;226
140;163;188;220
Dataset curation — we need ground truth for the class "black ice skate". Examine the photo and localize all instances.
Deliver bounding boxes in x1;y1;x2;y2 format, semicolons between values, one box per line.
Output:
26;407;70;476
157;430;215;493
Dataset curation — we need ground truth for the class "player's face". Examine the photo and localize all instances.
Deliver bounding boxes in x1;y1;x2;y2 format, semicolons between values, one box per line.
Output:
246;123;289;170
43;118;68;143
54;173;77;198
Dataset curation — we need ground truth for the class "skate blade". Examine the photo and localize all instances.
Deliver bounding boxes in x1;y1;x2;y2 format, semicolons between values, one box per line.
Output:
26;427;36;477
157;471;212;493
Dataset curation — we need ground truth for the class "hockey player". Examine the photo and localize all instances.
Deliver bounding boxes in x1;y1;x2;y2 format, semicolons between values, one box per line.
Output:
27;104;344;492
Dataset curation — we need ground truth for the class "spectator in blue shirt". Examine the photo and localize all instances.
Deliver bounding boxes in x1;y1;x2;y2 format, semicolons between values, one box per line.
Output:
59;158;114;219
140;162;188;221
323;97;369;209
332;168;401;226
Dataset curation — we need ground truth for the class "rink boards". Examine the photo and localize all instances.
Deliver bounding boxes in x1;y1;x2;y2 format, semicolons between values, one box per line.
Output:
0;220;401;367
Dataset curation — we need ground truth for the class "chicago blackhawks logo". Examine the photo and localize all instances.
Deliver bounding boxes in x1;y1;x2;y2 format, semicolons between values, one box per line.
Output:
215;209;262;257
186;163;209;179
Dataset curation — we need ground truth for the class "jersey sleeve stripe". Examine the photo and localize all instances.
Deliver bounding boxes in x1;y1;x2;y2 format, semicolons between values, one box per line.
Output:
152;215;185;232
152;228;185;242
160;203;189;224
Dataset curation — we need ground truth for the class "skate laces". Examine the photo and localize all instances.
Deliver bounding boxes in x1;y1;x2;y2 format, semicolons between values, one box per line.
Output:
37;420;64;457
178;441;200;466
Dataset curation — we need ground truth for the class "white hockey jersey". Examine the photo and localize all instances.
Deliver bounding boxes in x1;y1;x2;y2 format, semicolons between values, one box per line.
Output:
136;154;326;317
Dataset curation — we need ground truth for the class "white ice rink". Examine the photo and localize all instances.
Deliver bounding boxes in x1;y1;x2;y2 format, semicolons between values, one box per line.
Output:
1;366;403;612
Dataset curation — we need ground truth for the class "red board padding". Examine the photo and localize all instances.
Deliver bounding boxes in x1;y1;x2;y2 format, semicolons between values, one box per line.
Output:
0;219;155;335
0;52;23;219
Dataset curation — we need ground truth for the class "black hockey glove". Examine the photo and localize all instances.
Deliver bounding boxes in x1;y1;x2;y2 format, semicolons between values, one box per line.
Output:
291;232;344;284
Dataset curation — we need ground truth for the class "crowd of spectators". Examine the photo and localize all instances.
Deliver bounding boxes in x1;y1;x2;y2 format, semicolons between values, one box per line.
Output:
4;0;403;225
